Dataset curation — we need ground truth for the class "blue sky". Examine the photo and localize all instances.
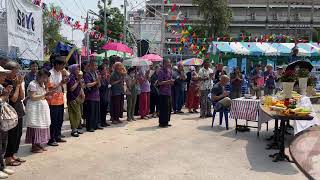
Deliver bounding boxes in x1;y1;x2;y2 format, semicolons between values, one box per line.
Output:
44;0;145;47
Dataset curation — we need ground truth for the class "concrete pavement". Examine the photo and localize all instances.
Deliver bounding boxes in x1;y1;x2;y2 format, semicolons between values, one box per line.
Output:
10;112;306;180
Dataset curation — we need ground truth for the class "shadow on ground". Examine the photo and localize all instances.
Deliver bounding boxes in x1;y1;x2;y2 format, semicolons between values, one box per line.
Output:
197;122;300;176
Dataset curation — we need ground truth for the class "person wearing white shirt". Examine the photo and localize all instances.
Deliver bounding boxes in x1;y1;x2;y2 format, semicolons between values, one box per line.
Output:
198;61;214;118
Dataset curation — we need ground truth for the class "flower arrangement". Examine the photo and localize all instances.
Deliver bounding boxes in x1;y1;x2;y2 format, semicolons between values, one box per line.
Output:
280;70;297;82
297;68;310;78
307;75;317;87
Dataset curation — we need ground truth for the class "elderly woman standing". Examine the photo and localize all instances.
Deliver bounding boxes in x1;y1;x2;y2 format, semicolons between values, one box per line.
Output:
138;67;151;119
125;68;138;121
99;64;111;127
25;69;52;153
0;65;15;178
230;67;243;99
84;61;103;132
110;62;126;124
67;64;85;137
150;65;160;118
186;66;201;113
3;61;26;166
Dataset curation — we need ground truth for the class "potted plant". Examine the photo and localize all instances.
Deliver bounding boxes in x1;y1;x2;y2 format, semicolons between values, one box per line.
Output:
307;75;317;96
297;68;310;95
280;70;297;98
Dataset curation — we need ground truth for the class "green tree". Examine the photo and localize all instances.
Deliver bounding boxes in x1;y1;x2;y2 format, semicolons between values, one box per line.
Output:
193;0;232;37
89;0;124;53
43;4;72;54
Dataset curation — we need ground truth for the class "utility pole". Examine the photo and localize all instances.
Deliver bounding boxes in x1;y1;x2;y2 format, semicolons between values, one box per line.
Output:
86;12;90;62
287;0;291;35
266;0;269;33
123;0;127;44
104;0;107;59
310;0;314;41
161;0;165;57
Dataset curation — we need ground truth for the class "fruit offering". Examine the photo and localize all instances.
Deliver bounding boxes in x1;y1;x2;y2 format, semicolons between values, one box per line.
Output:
269;97;311;117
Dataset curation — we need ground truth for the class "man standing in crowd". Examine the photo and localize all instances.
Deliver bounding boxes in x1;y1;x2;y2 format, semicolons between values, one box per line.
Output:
24;61;38;93
264;64;276;95
249;64;263;98
214;63;227;83
158;59;175;128
47;56;68;146
211;75;232;112
84;60;103;132
173;64;186;114
199;60;214;118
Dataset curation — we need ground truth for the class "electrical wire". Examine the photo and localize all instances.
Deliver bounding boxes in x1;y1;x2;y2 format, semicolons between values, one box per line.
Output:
78;0;88;14
73;0;87;15
56;0;84;19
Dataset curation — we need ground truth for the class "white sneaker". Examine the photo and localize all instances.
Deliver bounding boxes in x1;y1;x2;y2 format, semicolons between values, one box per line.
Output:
0;171;8;179
3;169;14;175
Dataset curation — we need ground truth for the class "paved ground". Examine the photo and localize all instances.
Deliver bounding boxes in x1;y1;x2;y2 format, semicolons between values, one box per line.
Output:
10;112;306;180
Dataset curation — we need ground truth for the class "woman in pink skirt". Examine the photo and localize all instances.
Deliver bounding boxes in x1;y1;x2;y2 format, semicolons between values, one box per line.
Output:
137;67;151;119
25;69;53;153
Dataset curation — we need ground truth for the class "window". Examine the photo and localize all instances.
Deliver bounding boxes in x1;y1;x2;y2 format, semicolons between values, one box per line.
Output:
250;12;256;20
294;13;300;21
273;13;278;20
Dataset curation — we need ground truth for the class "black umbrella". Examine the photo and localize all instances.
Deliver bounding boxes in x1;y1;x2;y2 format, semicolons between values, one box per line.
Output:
286;60;313;72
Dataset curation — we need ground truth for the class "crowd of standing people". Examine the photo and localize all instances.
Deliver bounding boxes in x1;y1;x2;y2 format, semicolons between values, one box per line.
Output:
0;54;285;178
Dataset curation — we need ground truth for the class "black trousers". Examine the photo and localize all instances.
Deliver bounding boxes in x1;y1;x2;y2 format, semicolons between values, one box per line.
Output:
159;95;171;126
134;95;140;116
0;131;7;170
86;100;100;131
49;105;64;142
150;93;159;114
100;100;108;126
5;118;22;157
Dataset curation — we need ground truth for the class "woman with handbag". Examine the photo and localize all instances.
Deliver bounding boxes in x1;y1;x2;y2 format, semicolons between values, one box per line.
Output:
25;69;53;153
3;61;25;166
0;66;15;178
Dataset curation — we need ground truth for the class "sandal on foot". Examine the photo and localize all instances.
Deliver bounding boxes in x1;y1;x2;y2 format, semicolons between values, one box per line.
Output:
14;158;26;163
6;160;21;166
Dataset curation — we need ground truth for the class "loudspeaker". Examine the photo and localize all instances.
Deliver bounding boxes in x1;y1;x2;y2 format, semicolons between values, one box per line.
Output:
137;39;149;57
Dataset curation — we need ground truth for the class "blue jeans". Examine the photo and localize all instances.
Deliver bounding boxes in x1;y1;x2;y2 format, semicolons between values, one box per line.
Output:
174;87;184;112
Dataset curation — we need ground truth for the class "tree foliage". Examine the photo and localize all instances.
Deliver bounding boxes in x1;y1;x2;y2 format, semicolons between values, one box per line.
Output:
43;4;72;55
193;0;232;37
89;0;124;53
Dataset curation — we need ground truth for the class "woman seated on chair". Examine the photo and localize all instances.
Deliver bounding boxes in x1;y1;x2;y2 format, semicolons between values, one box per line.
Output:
211;75;231;111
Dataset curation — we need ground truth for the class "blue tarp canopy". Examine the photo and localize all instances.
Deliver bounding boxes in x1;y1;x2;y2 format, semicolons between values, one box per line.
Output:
209;42;320;57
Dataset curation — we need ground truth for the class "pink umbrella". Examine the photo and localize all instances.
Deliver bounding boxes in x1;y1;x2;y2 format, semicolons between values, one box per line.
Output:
142;54;163;62
102;42;133;55
90;52;99;57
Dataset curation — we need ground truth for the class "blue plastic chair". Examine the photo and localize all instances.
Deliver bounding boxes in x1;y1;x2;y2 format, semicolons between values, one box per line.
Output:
208;94;229;130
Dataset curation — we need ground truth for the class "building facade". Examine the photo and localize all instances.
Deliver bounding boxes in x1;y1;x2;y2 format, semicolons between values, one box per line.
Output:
144;0;320;59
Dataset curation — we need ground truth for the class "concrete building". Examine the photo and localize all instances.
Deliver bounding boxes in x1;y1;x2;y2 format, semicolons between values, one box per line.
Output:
143;0;320;59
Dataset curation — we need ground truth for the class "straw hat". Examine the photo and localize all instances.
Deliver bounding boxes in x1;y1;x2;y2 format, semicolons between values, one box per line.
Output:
0;66;11;73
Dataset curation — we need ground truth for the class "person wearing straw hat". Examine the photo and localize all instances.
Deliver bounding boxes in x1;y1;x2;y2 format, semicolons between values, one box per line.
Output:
0;66;15;178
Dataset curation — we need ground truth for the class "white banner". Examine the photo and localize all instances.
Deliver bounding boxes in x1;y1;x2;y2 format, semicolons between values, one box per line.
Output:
7;0;43;60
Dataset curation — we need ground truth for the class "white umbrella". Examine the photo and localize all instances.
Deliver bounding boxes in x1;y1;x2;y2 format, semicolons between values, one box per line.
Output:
123;57;153;67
